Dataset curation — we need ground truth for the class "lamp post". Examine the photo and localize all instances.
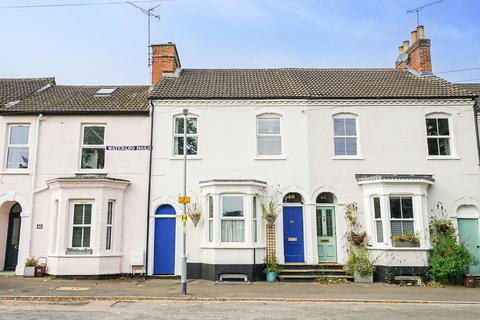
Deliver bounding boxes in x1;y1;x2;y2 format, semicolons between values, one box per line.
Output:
181;108;188;295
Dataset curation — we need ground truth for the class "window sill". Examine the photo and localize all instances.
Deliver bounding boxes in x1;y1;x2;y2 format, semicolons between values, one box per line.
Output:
0;170;30;175
426;156;460;160
366;245;432;251
75;170;108;175
331;155;364;160
254;155;287;160
170;156;202;160
49;253;122;258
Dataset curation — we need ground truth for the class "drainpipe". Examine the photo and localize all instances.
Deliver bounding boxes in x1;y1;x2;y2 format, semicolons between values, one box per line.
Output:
145;100;155;278
474;99;480;166
26;113;43;259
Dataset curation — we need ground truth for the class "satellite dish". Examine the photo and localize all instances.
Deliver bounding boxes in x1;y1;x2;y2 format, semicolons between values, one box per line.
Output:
397;53;409;63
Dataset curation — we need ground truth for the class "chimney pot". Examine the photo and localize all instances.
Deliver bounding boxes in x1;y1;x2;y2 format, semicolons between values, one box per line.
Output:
403;40;410;52
411;30;418;43
417;25;425;39
398;45;405;54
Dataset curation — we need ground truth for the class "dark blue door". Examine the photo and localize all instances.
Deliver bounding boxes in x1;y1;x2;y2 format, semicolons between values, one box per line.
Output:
154;205;176;275
283;206;304;263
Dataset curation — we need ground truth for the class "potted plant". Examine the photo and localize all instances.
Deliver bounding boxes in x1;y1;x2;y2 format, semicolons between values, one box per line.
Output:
24;257;36;277
344;246;375;283
264;257;281;282
260;187;281;226
391;233;420;247
348;231;367;246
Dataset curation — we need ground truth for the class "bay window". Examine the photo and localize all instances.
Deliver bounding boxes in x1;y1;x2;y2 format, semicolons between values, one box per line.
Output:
221;195;245;242
81;125;105;169
6;124;30;169
173;115;198;155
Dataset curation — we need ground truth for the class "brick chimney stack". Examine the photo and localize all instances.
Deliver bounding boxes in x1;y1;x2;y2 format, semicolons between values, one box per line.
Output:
395;25;432;74
151;42;181;85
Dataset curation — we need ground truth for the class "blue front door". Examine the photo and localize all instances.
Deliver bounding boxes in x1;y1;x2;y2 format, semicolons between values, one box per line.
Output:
154;205;176;275
283;206;305;263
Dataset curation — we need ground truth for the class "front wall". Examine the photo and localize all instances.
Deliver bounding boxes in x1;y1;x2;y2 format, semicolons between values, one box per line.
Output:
151;100;480;274
0;114;150;274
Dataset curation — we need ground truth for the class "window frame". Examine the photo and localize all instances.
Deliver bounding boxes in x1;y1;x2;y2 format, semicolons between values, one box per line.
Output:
5;124;30;170
372;196;384;243
388;195;415;237
425;114;455;158
106;200;114;251
220;194;245;243
332;114;362;159
80;124;106;171
256;114;283;157
69;201;94;250
252;196;258;243
172;115;198;156
207;195;214;243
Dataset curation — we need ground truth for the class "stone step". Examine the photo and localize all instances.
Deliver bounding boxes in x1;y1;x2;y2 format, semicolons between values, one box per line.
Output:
279;268;346;273
278;274;353;282
279;263;344;270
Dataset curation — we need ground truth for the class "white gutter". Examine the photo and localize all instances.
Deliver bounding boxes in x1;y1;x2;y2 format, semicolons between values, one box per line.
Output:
25;113;43;259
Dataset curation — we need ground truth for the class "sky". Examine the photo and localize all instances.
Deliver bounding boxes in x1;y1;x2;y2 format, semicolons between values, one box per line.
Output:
0;0;479;85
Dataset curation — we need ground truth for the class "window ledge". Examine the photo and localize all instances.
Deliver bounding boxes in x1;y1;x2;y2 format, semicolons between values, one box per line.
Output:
254;155;287;160
426;156;460;160
170;156;202;160
331;155;364;160
75;170;108;175
366;245;432;251
0;170;30;175
201;244;266;249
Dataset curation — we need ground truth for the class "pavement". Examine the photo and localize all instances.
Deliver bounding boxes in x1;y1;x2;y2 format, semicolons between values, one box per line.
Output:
1;299;480;320
0;275;479;304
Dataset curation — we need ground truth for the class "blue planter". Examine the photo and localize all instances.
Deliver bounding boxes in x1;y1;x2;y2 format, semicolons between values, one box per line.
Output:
266;272;277;282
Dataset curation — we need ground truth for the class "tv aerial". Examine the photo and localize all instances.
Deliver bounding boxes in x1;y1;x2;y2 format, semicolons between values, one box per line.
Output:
127;1;163;68
407;0;444;26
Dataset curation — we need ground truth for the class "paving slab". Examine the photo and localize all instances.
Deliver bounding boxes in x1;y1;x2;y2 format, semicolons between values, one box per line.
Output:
0;276;479;303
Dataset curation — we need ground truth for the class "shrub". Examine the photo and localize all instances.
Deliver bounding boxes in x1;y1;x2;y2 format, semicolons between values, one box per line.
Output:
428;219;478;284
344;246;375;276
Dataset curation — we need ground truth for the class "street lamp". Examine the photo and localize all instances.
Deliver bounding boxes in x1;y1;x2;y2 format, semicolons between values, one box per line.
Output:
181;108;188;295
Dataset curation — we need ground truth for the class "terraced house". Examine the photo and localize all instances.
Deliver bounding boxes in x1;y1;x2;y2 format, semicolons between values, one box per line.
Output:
0;80;150;275
148;27;480;281
1;26;480;282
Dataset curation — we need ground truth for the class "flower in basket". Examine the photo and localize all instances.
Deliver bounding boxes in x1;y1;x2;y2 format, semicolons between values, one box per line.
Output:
259;185;282;226
391;233;420;244
186;197;203;227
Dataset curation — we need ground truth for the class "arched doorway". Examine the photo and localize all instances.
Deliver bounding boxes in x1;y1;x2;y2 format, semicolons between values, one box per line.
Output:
282;192;304;263
4;203;22;271
315;192;337;262
154;204;176;275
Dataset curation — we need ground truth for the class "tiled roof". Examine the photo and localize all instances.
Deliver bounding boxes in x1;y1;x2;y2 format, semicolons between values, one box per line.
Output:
0;84;150;114
456;83;480;96
0;78;55;106
151;68;474;100
355;174;435;184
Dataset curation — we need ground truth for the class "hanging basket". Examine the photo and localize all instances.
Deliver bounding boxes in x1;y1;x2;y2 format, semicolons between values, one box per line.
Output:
188;211;201;227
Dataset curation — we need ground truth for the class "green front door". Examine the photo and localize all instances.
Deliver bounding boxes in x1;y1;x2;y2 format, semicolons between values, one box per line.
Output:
316;207;337;262
458;218;480;276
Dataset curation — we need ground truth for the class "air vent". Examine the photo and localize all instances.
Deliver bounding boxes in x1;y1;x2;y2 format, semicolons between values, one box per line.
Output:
95;88;117;96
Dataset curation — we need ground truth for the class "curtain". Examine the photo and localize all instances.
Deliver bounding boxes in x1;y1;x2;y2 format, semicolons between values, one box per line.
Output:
221;220;245;242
